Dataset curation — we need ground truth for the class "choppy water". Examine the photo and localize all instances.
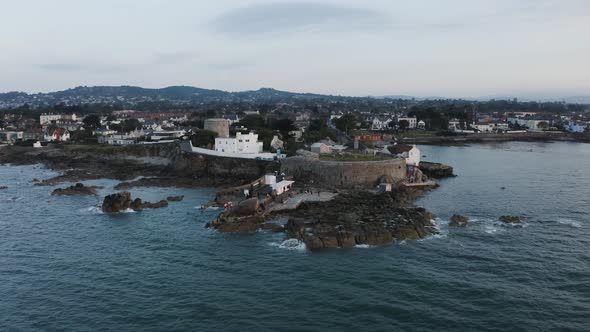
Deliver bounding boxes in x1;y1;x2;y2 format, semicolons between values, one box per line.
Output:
1;142;589;331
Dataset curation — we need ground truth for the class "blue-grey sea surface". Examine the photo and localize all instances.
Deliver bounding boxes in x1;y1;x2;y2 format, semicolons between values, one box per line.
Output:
0;141;589;331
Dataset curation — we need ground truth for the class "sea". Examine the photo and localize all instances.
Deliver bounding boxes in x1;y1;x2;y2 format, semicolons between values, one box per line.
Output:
1;141;589;331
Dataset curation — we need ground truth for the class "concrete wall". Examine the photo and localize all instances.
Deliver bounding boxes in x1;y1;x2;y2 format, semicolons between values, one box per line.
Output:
280;156;406;189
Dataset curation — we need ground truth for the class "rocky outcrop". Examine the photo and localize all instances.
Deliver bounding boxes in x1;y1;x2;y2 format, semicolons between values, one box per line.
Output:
51;183;100;196
101;191;170;213
209;188;438;250
419;162;455;178
499;215;524;224
102;192;134;213
449;214;469;227
0;186;7;190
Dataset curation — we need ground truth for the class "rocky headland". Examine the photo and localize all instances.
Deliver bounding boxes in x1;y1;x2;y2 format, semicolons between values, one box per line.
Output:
208;187;439;250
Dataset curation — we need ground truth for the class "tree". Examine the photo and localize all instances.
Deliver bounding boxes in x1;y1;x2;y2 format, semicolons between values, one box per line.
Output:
334;113;357;133
537;121;549;130
191;129;218;148
83;114;101;130
106;115;117;122
398;120;409;131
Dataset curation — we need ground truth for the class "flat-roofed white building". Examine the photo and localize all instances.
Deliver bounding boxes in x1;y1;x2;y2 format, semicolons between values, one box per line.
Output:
215;132;263;154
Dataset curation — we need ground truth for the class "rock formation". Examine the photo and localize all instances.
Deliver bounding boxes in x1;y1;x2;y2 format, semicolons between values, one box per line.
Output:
449;214;469;227
101;191;170;213
209;188;439;250
499;215;524;224
419;162;455;178
0;186;7;190
51;183;99;196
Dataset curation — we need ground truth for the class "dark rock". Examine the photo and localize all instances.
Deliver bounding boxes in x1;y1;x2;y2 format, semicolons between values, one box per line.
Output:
101;192;168;213
419;162;455;178
261;223;284;233
231;198;259;217
141;200;169;209
51;183;99;196
166;195;184;202
499;215;524;224
102;192;133;213
277;191;438;251
449;214;469;227
0;186;7;190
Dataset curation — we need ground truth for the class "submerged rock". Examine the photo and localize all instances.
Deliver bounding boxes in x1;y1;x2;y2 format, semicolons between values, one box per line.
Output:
499;215;524;224
449;214;469;227
0;186;7;190
51;183;99;196
166;195;184;202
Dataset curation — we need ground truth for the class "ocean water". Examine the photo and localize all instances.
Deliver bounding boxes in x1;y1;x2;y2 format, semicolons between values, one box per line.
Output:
1;141;589;331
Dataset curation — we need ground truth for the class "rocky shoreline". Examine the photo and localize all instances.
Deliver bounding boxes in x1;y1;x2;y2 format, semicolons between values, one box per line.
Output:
208;187;439;250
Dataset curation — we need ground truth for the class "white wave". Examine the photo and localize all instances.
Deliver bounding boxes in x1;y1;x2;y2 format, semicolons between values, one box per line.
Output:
484;225;500;234
557;218;582;228
269;239;307;251
195;205;220;210
120;208;136;213
79;206;104;215
354;244;375;249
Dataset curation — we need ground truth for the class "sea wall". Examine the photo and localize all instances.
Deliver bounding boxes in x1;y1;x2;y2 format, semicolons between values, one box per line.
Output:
280;156;406;189
171;152;278;180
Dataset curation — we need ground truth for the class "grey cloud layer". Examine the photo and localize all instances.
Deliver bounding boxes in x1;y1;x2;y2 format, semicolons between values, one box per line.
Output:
210;2;389;37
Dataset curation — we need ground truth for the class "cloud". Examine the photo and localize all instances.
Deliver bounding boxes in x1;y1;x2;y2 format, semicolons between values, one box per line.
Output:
210;2;390;37
152;51;199;65
36;63;126;73
36;64;85;72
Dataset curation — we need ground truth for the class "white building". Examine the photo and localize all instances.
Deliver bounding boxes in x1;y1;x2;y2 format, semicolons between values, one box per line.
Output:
215;132;263;154
0;131;24;144
264;174;295;195
397;117;417;129
474;123;496;133
391;144;421;166
507;118;548;132
150;130;185;141
40;113;77;125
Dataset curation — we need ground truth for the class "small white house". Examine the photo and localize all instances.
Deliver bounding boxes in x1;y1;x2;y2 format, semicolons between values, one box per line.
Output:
391;144;421;166
265;174;295;195
215;132;264;154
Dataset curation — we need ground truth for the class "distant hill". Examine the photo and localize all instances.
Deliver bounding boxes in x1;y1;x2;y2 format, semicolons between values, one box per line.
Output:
0;85;339;109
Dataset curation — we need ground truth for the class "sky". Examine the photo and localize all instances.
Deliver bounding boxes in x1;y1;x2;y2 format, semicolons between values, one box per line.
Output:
1;0;589;98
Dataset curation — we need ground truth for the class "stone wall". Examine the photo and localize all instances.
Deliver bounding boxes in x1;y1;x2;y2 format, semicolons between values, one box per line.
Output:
280;156;406;189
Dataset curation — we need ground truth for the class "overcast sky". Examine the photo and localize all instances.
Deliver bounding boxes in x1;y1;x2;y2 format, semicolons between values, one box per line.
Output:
1;0;589;97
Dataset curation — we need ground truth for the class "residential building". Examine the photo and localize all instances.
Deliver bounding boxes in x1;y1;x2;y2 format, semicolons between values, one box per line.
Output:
397;117;417;129
311;142;332;154
43;128;70;142
215;132;263;154
0;130;24;144
391;144;421;166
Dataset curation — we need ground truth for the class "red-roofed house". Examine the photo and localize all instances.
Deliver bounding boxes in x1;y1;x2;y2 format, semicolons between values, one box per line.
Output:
44;128;70;142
